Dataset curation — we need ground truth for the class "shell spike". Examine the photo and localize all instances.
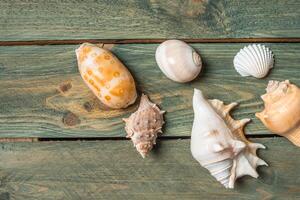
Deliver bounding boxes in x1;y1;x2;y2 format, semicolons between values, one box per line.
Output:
235;154;259;179
139;94;149;105
139;94;156;109
249;142;266;150
257;158;268;167
235;118;251;129
139;151;146;159
224;102;238;113
232;140;246;156
240;118;251;124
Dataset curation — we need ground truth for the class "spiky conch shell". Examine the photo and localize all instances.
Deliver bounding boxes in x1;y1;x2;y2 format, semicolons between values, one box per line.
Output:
191;89;267;189
256;80;300;147
123;94;165;158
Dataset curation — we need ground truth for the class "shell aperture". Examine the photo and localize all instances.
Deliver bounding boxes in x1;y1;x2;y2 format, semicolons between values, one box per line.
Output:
256;80;300;147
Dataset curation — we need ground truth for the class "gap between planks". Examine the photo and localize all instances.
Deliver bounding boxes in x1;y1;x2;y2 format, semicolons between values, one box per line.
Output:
0;38;300;46
0;134;281;143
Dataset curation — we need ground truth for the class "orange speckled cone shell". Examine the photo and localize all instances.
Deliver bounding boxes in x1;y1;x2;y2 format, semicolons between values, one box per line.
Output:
76;43;137;109
256;80;300;147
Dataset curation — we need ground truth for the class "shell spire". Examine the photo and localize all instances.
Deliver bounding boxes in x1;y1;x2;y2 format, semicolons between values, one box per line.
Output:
256;80;300;147
123;94;165;158
191;89;267;189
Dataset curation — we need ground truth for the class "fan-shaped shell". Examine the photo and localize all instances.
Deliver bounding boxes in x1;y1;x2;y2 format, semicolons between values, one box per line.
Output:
256;80;300;147
191;89;267;189
123;94;165;158
76;43;137;109
233;44;274;78
155;40;202;83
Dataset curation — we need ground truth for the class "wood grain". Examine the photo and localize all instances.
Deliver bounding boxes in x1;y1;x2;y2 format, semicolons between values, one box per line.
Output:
0;43;299;138
0;138;298;199
0;0;299;41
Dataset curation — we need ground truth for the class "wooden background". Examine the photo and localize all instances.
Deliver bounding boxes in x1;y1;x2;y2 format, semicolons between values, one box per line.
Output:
0;0;299;199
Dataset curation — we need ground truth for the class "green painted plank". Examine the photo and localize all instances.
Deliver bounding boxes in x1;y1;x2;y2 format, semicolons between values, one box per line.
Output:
0;0;299;41
0;138;299;199
0;43;299;138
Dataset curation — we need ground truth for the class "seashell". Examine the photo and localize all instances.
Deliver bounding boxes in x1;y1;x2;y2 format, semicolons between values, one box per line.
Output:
256;80;300;147
76;43;137;109
191;89;267;189
233;44;274;78
155;40;202;83
123;94;165;158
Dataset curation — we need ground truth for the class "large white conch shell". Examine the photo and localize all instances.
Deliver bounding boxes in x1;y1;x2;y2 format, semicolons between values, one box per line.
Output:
155;40;202;83
191;89;267;189
233;44;274;78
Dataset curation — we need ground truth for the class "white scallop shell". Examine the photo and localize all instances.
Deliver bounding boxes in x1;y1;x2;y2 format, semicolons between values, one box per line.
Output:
155;40;202;83
233;44;274;78
191;89;267;189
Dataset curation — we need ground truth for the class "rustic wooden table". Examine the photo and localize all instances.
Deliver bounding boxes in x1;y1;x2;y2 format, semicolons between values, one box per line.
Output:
0;0;299;199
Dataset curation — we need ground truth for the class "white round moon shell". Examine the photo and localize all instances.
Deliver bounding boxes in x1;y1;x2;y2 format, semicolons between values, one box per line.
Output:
155;40;202;83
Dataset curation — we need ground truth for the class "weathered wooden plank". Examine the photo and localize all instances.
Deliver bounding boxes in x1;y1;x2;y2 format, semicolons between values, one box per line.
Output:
0;138;298;199
0;43;299;138
0;0;299;41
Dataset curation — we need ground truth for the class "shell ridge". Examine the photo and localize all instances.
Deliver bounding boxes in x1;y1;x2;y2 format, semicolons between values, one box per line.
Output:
257;44;267;75
243;46;259;76
247;45;261;76
228;159;237;189
252;44;264;76
239;49;254;73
